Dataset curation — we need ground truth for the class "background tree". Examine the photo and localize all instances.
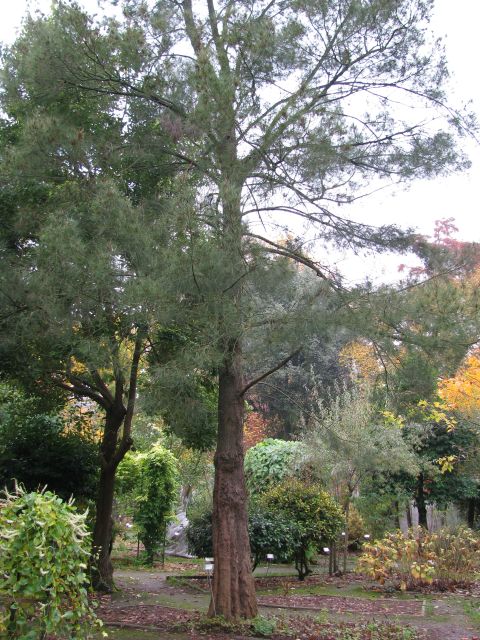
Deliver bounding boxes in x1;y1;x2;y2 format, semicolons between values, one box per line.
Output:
0;383;98;503
304;383;418;572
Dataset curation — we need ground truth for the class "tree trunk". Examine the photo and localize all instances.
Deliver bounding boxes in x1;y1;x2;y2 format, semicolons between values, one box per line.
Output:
91;405;126;591
209;341;257;619
467;498;476;528
343;499;351;574
416;474;428;530
394;500;401;529
406;502;413;528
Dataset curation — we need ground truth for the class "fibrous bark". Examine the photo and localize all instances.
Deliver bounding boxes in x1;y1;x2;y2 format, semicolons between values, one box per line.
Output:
208;340;257;619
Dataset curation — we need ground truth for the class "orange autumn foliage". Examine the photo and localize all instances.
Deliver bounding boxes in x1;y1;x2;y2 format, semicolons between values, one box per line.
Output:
243;411;272;451
439;352;480;418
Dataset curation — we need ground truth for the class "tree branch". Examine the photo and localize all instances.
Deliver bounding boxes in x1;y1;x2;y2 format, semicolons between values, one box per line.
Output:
240;347;302;396
53;376;109;409
92;369;115;406
114;330;145;466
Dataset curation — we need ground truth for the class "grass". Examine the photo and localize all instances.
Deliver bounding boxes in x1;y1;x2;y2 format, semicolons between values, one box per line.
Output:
463;598;480;629
257;582;384;599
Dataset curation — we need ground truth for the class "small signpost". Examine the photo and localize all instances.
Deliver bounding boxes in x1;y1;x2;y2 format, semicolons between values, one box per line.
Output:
265;553;274;578
204;558;215;615
322;546;330;574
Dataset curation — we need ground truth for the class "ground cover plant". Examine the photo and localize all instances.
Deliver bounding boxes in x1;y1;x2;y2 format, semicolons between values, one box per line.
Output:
357;526;480;591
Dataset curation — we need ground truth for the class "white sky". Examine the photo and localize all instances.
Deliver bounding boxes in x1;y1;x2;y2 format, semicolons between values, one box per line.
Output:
1;0;479;282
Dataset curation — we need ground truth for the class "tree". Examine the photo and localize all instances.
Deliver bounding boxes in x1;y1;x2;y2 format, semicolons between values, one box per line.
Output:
2;0;471;617
261;479;344;580
439;351;480;419
0;383;98;503
304;383;418;571
0;26;182;589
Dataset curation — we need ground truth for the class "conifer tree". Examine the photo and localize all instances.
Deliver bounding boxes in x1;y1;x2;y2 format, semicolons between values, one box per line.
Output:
0;26;185;589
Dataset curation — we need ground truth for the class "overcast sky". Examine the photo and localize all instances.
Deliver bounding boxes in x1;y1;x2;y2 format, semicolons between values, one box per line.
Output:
1;0;479;282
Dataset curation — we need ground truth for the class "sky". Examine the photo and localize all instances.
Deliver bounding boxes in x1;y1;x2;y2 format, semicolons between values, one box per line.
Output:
1;0;479;283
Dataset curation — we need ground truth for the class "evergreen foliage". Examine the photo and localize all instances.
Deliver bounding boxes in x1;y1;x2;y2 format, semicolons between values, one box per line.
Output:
0;0;474;616
118;444;179;564
186;503;307;572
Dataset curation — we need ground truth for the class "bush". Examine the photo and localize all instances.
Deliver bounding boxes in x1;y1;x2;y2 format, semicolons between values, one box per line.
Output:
261;479;344;579
186;507;298;563
187;480;343;580
248;506;300;569
357;526;480;590
244;438;306;495
186;506;299;568
132;445;179;564
0;485;100;639
186;509;213;558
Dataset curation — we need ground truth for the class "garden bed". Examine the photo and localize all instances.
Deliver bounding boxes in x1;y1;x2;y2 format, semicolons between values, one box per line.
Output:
95;603;425;639
97;604;198;630
258;593;424;615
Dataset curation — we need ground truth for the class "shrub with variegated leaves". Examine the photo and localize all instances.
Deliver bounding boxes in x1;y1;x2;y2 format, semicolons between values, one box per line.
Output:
357;526;480;591
0;485;101;639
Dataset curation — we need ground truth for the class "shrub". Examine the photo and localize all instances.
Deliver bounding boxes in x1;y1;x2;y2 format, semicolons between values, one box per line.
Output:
357;526;480;590
0;485;100;639
186;509;213;558
261;479;344;579
132;444;179;564
186;507;299;568
0;385;98;502
248;506;300;569
244;438;306;495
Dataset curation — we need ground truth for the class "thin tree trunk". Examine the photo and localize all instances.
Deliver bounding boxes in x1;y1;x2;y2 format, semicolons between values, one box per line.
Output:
467;498;475;528
394;500;401;529
406;502;413;528
343;500;350;575
91;405;125;591
416;474;428;530
209;340;257;619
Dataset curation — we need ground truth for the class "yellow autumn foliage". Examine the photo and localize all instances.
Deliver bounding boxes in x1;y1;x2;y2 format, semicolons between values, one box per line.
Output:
339;340;381;384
